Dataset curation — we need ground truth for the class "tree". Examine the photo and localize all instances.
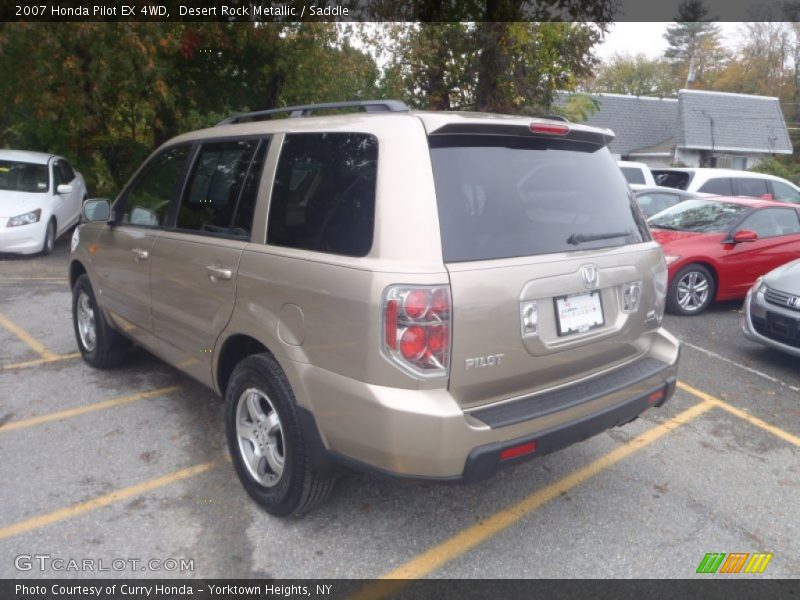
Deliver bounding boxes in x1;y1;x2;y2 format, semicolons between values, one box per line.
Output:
591;53;677;96
374;22;608;114
555;93;600;122
0;23;381;195
663;0;727;87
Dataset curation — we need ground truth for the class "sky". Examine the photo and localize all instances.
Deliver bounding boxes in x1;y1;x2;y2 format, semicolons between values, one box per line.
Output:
596;22;742;61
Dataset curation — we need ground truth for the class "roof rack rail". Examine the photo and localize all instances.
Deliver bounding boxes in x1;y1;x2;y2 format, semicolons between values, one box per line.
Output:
217;100;409;126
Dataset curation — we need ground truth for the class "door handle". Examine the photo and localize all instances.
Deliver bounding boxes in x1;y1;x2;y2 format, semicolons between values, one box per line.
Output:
131;248;149;261
206;265;233;282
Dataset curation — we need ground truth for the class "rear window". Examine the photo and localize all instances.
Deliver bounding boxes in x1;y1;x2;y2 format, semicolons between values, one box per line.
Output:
429;136;648;262
620;166;646;185
648;199;748;233
653;170;692;190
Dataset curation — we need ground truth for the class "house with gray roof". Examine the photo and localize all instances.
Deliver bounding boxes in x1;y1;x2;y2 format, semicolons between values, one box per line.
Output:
569;89;792;169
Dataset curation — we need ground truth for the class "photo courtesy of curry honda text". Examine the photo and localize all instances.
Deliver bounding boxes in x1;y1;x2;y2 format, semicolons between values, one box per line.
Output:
69;100;680;517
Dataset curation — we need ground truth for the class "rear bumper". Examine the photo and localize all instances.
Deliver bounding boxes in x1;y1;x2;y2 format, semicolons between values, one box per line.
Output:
460;376;675;483
296;327;680;481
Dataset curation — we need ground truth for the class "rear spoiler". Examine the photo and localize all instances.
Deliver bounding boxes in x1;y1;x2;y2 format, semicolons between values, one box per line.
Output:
425;119;614;148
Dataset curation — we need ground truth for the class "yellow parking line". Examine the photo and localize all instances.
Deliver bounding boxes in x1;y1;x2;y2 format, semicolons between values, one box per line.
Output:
0;276;67;281
0;385;181;433
0;312;58;360
352;399;714;595
0;353;80;371
677;381;800;448
0;459;221;542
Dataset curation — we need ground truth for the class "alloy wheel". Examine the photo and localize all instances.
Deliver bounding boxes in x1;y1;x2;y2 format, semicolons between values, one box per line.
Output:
235;388;285;487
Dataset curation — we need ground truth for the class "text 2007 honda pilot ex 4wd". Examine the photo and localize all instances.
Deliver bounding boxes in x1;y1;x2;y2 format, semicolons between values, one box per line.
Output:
70;100;680;516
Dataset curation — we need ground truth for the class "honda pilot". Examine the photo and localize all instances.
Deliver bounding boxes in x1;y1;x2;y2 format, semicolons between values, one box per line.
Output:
69;100;680;516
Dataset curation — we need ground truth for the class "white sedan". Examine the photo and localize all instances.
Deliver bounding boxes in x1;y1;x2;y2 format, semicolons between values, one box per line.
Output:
0;149;87;255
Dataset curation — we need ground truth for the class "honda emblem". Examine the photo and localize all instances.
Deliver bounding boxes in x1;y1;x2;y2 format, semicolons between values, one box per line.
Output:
581;265;599;290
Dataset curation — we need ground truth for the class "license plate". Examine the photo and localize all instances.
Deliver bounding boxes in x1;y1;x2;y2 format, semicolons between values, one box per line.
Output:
768;313;798;339
555;291;604;336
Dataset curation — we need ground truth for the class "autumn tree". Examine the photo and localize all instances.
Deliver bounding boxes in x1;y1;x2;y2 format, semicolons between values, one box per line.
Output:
375;21;608;114
591;53;678;96
0;23;380;195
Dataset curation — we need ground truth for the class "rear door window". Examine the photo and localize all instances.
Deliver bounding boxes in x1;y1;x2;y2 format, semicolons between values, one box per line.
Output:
176;138;266;239
770;180;800;203
698;177;732;195
267;133;378;257
733;177;769;198
429;135;647;262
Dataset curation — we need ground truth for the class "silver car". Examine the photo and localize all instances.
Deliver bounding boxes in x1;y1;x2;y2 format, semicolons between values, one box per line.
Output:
742;259;800;357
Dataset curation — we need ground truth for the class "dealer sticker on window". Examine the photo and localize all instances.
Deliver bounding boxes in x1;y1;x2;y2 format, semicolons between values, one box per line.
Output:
555;291;604;336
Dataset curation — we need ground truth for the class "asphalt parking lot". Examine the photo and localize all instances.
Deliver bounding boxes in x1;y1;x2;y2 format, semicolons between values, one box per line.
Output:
1;235;799;582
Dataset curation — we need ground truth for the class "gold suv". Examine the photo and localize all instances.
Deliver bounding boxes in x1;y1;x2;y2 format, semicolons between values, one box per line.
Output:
70;100;680;516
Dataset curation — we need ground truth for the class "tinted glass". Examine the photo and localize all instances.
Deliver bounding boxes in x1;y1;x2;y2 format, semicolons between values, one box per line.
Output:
267;133;378;257
648;199;749;233
635;192;683;218
0;160;49;193
698;177;732;195
177;139;264;238
770;180;800;203
734;177;769;198
120;145;191;227
740;208;800;238
429;136;648;262
653;170;691;190
620;167;645;184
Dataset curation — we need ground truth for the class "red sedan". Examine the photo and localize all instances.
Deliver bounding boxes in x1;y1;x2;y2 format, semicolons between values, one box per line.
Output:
648;197;800;315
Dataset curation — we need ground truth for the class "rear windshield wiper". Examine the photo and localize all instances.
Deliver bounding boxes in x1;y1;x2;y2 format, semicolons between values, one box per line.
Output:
566;230;632;246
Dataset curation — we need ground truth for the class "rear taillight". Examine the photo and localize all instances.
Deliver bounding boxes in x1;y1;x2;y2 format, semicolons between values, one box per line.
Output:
382;285;451;377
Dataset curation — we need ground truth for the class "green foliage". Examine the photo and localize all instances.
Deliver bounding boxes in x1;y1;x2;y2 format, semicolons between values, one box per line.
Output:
0;23;380;196
377;22;607;114
592;54;677;97
555;93;600;122
663;0;727;86
749;157;800;184
0;16;611;196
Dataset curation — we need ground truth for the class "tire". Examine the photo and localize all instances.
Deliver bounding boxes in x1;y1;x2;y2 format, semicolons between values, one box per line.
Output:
224;353;335;517
71;274;130;368
666;263;716;316
41;219;56;255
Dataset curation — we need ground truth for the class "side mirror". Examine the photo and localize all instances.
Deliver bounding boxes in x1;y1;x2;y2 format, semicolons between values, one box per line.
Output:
732;229;759;243
82;199;111;223
56;184;73;195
